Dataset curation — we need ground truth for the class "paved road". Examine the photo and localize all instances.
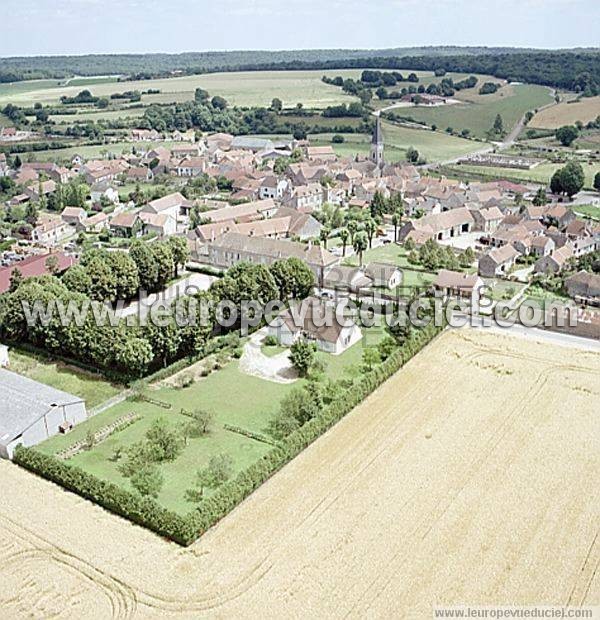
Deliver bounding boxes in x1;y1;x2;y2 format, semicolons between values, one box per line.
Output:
456;313;600;353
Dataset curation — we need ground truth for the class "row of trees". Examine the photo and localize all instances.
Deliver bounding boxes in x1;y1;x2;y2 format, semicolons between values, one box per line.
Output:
0;257;315;378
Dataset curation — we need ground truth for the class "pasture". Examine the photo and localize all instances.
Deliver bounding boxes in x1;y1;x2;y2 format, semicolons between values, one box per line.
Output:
312;121;481;163
388;84;554;139
447;160;600;188
2;329;599;617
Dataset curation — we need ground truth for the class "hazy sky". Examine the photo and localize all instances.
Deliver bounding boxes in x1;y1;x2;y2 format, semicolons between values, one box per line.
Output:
1;0;598;57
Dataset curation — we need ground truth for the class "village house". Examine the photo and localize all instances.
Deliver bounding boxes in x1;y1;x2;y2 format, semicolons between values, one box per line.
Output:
125;166;154;182
529;235;556;258
534;245;574;275
109;211;143;238
433;270;484;300
268;297;362;355
140;212;177;237
0;252;77;294
364;262;403;289
130;129;161;142
141;192;192;230
306;145;337;162
24;179;57;201
478;245;520;278
84;212;110;233
284;183;323;212
471;206;504;233
91;181;119;206
259;176;289;200
61;206;88;231
31;214;71;245
322;265;373;293
200;198;278;224
176;157;207;177
204;233;339;285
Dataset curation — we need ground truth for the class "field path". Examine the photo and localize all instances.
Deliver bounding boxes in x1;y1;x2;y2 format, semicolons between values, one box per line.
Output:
0;328;599;618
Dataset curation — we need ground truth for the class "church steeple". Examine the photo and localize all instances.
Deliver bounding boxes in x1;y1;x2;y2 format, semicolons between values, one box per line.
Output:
371;116;384;168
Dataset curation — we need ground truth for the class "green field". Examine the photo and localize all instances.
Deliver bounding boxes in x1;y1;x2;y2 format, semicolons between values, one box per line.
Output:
19;139;182;162
38;328;385;514
573;204;600;221
0;69;368;109
312;122;481;164
386;84;553;139
7;350;122;408
447;161;600;188
343;243;438;290
51;108;146;123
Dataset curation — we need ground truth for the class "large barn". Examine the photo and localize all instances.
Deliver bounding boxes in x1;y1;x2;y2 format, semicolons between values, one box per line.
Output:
0;369;88;459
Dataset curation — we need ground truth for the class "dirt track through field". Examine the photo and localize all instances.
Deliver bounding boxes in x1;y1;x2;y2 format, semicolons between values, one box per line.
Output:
1;329;599;618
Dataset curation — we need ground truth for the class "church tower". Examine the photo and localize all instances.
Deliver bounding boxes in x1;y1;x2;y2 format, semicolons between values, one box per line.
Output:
370;116;384;168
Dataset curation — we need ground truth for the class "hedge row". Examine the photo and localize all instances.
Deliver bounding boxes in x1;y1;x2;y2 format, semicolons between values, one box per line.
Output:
15;323;443;546
13;446;198;545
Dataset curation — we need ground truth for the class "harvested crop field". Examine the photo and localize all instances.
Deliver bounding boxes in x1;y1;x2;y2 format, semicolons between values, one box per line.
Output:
530;96;600;129
0;328;599;618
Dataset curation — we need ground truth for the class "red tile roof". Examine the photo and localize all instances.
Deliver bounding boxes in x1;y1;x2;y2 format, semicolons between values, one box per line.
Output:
0;253;77;294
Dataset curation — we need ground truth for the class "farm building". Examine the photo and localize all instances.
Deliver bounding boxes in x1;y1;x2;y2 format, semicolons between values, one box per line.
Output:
478;245;520;277
269;297;362;355
0;369;88;459
564;271;600;305
398;208;474;243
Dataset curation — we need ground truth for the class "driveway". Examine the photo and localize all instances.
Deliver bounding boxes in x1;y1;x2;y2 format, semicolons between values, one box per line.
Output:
118;272;216;319
239;328;298;384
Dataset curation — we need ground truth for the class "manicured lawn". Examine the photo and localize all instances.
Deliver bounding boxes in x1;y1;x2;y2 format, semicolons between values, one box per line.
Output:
393;84;553;139
262;343;287;357
37;321;389;514
39;359;294;513
343;243;438;292
7;349;122;408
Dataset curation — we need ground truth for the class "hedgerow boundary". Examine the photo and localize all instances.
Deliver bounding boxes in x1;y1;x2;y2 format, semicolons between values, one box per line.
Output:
14;322;443;546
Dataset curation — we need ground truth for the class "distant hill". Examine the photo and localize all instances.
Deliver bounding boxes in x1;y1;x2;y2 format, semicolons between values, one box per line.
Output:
0;47;598;93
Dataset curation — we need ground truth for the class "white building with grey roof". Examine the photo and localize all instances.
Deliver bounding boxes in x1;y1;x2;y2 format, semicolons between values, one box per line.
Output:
0;369;88;459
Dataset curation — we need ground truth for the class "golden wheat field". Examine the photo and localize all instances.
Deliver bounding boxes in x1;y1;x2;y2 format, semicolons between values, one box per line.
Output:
529;96;600;129
1;328;599;619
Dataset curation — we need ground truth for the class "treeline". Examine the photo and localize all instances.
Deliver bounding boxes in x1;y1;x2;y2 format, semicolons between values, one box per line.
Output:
0;46;557;82
1;50;597;93
140;100;372;136
0;257;315;379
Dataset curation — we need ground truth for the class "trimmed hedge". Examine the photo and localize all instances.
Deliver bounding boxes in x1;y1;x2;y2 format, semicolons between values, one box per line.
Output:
15;323;443;546
14;446;198;545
